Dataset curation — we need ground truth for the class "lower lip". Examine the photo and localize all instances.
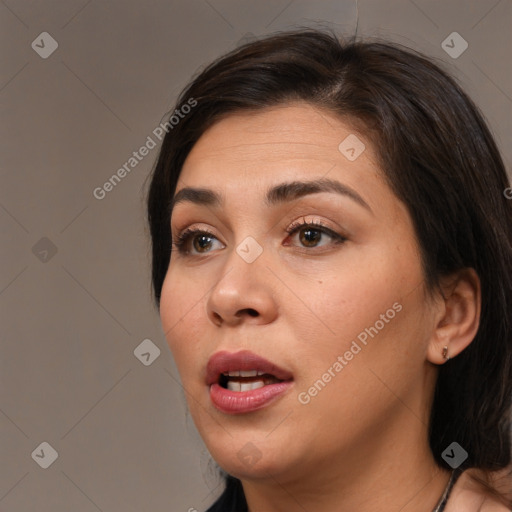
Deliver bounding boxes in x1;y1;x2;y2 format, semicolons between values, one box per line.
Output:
209;381;293;414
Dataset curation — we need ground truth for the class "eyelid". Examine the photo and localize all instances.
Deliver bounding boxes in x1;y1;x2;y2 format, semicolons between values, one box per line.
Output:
171;224;224;255
284;217;347;247
172;216;347;257
286;216;338;235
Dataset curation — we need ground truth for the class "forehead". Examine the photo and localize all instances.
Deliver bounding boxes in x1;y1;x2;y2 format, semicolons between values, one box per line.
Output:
191;104;339;151
170;102;413;244
178;102;381;188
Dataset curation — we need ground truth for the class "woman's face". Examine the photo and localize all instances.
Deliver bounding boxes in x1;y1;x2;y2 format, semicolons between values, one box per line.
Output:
160;102;439;484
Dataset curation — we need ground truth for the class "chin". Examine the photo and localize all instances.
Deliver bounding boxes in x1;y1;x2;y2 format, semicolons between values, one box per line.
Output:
205;433;292;480
218;453;288;482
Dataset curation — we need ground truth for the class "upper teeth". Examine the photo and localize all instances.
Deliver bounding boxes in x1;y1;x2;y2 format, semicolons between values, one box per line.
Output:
222;370;266;377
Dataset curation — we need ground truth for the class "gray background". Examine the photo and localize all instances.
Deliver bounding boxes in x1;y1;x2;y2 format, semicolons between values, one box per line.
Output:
1;1;511;511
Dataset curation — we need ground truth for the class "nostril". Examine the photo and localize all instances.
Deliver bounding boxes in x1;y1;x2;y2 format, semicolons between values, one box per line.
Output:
235;308;259;318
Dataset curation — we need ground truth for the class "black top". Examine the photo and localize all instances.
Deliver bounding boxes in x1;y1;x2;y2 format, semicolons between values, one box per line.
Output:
205;470;465;512
205;476;247;512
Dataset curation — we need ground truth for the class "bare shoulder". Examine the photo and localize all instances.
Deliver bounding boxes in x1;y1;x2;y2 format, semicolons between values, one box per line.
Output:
447;488;510;511
477;499;511;511
446;468;512;512
478;500;511;511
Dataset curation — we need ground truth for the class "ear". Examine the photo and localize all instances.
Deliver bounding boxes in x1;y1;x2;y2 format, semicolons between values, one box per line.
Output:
426;268;481;365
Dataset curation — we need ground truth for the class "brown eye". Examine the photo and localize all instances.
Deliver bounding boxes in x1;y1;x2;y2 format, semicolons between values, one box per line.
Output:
286;220;346;249
172;228;223;256
299;227;323;247
193;234;214;253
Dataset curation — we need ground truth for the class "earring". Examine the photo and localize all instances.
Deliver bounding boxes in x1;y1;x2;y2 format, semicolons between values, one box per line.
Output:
442;346;450;361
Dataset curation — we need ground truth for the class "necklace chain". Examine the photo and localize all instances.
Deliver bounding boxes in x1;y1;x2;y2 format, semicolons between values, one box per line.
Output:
431;469;460;512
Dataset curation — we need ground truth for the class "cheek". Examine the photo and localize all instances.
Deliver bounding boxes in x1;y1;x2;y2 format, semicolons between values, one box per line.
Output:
288;242;425;383
288;254;409;346
159;271;206;374
159;273;180;347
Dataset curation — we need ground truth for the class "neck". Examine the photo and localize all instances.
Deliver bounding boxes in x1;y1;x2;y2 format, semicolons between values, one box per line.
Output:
240;414;452;512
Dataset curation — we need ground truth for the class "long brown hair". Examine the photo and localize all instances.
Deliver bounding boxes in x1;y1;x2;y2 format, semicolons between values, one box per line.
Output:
146;28;512;509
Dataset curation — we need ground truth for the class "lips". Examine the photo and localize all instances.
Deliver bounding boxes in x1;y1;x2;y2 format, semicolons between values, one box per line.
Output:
206;350;294;414
206;350;293;386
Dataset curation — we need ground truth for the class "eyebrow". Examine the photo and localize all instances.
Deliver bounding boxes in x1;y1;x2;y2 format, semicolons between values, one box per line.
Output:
169;177;373;216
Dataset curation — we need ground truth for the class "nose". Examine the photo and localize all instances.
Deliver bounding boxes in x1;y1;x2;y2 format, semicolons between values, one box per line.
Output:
206;246;278;327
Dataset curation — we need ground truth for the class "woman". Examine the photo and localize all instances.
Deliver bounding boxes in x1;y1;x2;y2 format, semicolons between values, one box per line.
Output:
146;29;512;511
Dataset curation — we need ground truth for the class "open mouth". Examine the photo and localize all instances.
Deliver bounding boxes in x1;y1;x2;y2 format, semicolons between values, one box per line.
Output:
206;350;294;413
219;370;284;392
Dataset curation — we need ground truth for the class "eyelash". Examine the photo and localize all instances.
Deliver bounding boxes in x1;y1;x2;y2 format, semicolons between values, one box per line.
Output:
171;219;346;256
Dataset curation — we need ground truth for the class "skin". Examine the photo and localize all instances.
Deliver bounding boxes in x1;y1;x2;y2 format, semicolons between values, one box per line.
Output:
159;102;486;511
448;469;512;511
